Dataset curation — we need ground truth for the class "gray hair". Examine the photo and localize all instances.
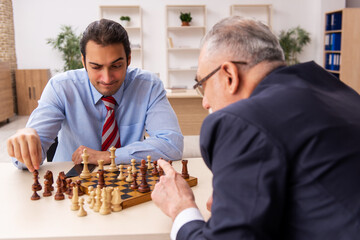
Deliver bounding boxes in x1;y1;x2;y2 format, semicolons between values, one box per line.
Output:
201;16;284;68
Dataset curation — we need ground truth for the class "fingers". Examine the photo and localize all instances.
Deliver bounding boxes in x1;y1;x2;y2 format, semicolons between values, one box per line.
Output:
28;135;41;170
157;159;175;175
72;146;84;164
6;139;14;157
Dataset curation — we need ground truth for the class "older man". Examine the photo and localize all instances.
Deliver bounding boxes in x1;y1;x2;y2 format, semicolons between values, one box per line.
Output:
152;17;360;239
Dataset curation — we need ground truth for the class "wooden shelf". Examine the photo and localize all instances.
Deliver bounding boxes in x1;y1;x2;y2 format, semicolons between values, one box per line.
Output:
167;26;206;30
230;4;272;29
323;8;360;93
99;5;143;69
168;47;200;51
166;5;206;89
168;68;197;72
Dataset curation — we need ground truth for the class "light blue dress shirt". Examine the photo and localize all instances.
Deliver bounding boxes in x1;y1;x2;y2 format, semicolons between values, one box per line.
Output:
12;67;183;169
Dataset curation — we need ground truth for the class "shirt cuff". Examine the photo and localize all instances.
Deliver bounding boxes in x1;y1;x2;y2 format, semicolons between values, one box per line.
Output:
170;207;204;240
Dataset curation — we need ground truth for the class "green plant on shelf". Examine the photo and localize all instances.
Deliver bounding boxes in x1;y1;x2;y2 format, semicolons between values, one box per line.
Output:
120;16;131;21
46;25;83;72
180;12;192;26
279;26;311;65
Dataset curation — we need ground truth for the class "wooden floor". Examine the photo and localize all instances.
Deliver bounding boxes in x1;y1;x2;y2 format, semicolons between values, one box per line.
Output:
0;115;28;162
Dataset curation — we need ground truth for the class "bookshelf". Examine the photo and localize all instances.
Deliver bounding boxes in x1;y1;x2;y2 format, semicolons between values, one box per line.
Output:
165;5;206;92
99;6;143;69
230;4;272;29
323;8;360;93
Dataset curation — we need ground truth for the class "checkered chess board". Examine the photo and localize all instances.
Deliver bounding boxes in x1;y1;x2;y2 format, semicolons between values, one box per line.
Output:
69;164;198;209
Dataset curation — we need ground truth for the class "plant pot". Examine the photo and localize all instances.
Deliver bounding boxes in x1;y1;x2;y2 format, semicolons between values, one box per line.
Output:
120;20;130;27
181;21;190;26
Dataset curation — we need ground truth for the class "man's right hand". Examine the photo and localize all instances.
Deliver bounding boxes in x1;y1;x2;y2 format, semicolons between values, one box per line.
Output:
7;128;42;172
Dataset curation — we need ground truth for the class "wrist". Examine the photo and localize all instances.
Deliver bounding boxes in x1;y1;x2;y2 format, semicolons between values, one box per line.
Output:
171;202;198;221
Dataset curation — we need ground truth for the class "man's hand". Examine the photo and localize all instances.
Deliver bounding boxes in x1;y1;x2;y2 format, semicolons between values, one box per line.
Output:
72;145;111;165
7;128;42;172
151;159;198;221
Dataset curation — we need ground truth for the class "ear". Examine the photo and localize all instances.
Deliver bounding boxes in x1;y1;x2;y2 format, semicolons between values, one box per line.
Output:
127;53;132;67
81;54;86;69
221;62;241;95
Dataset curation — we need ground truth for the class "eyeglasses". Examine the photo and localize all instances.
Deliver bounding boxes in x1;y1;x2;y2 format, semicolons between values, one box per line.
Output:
193;61;247;97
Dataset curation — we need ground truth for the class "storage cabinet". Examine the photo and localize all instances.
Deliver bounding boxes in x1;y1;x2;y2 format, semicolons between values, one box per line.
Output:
167;91;208;135
323;8;360;93
99;5;143;69
166;5;206;91
0;62;14;122
15;69;50;115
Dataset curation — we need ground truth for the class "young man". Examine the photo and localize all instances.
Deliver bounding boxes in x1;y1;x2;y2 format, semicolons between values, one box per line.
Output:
152;17;360;239
7;19;183;172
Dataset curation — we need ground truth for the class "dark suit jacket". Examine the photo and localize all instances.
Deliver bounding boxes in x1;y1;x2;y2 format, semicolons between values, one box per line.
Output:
178;62;360;240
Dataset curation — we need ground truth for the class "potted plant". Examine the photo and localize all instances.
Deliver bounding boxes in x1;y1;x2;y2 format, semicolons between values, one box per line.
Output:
47;25;83;72
278;26;311;65
179;12;192;26
120;16;131;27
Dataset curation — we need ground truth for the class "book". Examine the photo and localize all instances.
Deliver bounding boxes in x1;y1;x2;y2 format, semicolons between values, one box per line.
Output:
168;37;174;48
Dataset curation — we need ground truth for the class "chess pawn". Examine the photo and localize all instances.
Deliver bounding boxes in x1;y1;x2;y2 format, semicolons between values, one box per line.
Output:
31;180;41;200
68;182;74;199
59;171;67;193
130;172;139;190
87;186;94;204
77;198;87;217
89;189;96;209
32;170;42;191
65;178;72;198
106;187;113;206
98;170;105;189
97;159;104;171
71;184;80;211
93;185;102;212
117;165;125;181
125;166;133;183
54;175;65;200
152;160;159;176
100;188;111;215
111;187;123;212
76;180;85;196
131;159;136;173
43;179;52;197
147;155;153;169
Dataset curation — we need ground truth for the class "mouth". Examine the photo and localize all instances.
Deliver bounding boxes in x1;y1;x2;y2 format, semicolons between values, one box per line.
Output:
99;81;117;86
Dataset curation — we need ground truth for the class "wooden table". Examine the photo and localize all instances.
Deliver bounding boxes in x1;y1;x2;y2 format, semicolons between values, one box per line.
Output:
0;158;212;240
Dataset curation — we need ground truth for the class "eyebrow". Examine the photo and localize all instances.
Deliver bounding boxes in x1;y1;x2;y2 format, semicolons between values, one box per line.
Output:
88;57;125;66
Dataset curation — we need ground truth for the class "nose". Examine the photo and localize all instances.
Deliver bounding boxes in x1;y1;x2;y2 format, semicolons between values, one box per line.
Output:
202;96;210;110
101;68;111;83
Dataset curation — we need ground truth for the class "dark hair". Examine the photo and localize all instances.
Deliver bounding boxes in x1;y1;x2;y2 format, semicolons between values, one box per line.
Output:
80;19;131;63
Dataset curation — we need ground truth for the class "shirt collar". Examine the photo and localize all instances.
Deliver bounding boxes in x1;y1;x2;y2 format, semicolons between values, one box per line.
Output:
89;77;125;106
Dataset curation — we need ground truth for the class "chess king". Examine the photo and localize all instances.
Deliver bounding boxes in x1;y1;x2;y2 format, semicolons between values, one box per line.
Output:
7;19;183;172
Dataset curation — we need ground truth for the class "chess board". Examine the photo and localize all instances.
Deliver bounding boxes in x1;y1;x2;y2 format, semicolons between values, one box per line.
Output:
68;164;198;209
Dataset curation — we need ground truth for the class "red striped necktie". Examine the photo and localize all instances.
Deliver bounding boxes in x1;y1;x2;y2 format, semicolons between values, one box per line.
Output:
101;96;121;151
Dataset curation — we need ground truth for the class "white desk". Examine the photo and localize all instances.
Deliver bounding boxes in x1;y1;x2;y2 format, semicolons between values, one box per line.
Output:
0;158;212;240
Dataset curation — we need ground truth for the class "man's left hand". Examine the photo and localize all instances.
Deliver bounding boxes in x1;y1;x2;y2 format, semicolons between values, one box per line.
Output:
151;159;198;221
72;145;111;165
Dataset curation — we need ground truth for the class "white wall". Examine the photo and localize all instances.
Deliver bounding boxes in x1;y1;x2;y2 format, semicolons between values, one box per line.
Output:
13;0;345;85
